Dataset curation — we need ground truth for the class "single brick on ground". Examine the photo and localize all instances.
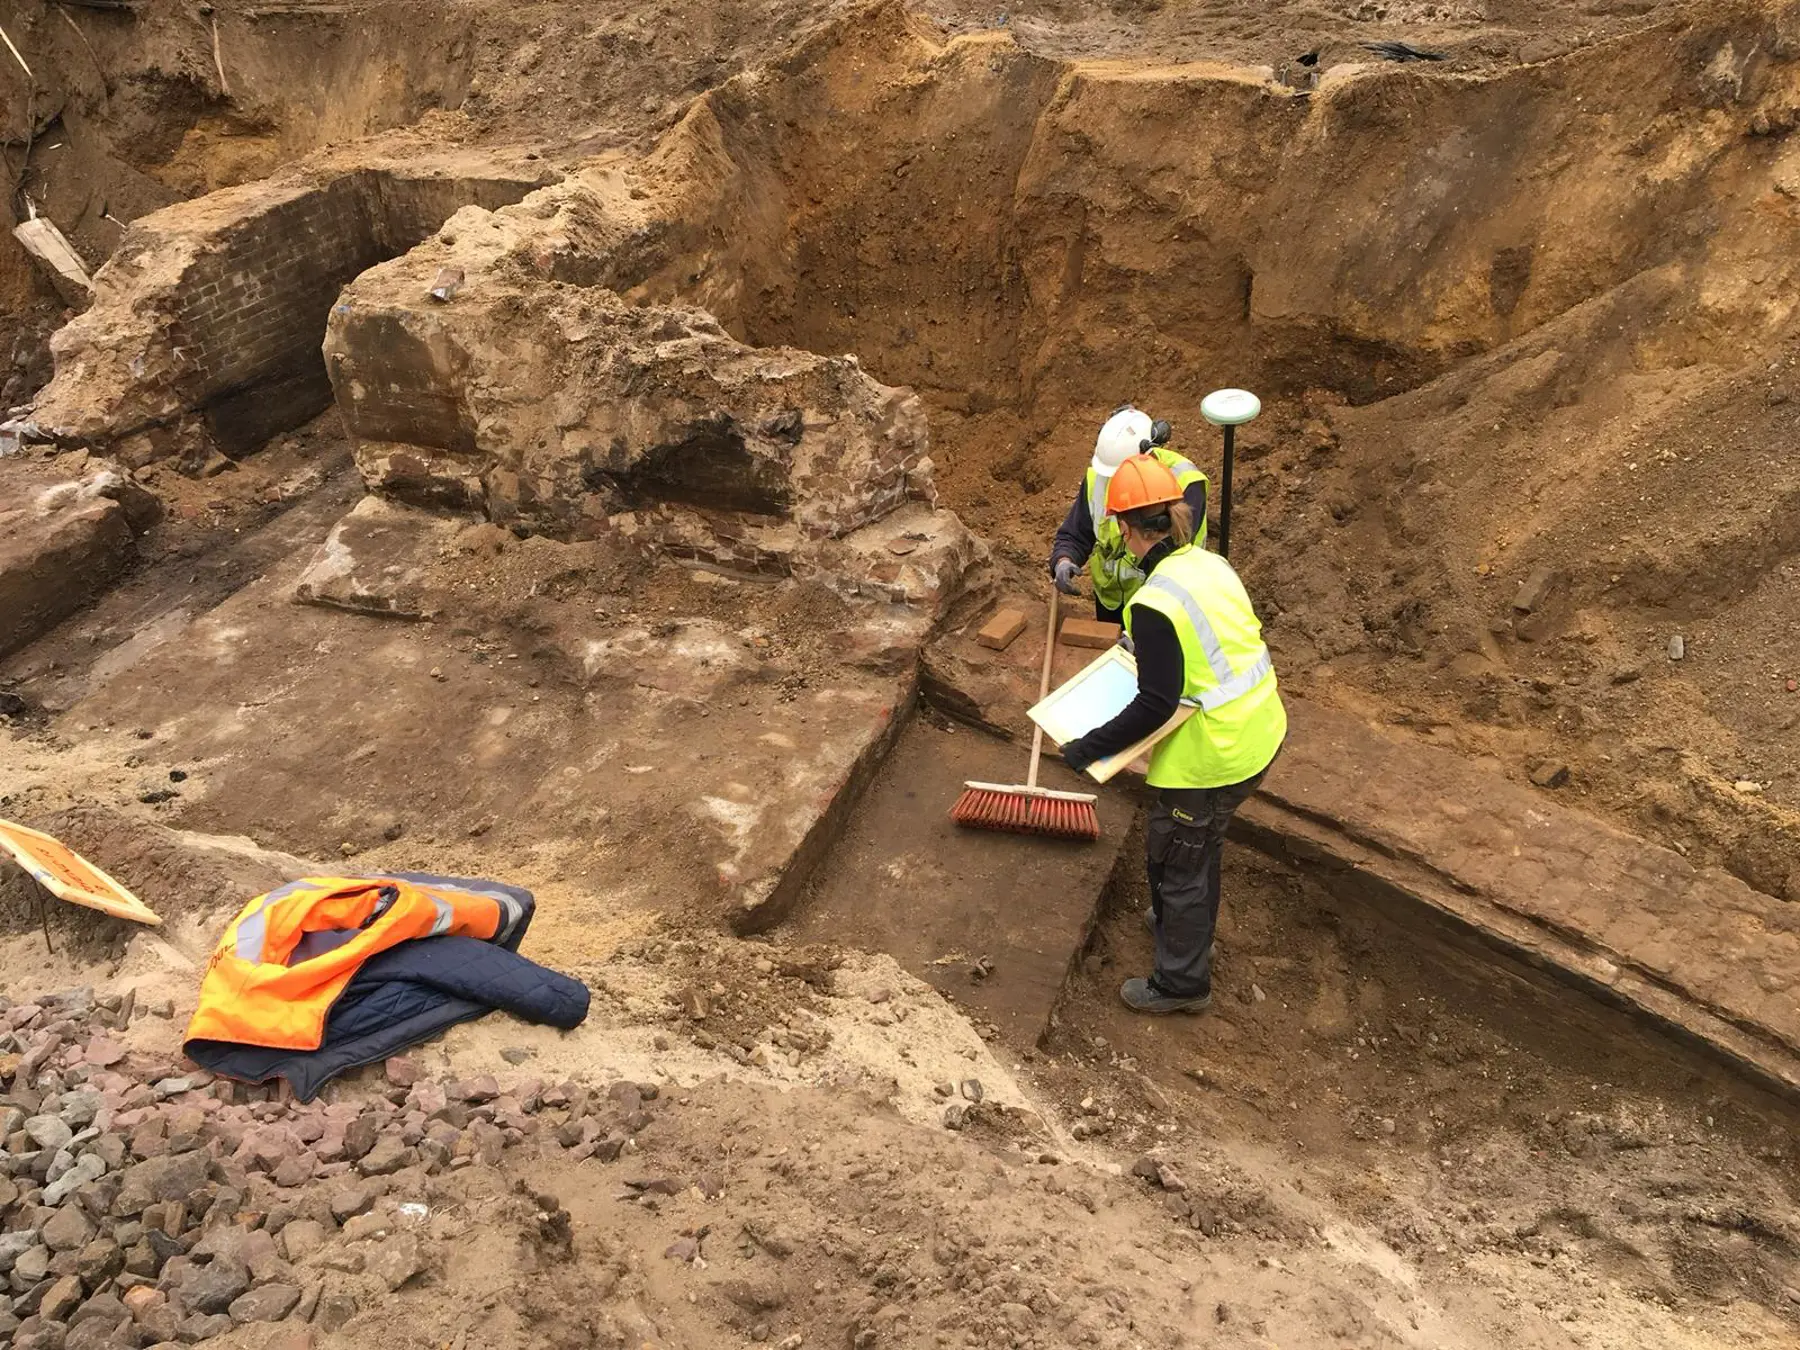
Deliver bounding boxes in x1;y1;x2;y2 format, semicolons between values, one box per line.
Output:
1059;618;1121;650
976;608;1027;651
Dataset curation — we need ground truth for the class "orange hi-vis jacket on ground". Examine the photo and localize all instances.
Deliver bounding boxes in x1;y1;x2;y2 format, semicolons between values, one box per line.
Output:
184;873;528;1052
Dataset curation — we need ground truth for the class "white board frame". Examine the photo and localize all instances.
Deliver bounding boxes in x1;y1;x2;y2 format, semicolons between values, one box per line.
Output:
1027;646;1196;784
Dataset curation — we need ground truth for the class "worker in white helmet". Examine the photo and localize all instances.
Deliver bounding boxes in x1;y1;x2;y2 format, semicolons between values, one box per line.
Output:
1050;406;1210;623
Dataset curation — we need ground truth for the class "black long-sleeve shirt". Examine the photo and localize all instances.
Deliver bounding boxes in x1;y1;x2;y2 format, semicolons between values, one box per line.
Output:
1049;474;1209;573
1063;602;1184;766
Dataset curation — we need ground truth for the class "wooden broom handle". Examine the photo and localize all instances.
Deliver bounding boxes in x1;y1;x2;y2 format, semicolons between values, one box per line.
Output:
1025;588;1058;791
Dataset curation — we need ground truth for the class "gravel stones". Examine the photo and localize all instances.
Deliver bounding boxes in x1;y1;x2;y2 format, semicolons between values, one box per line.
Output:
228;1281;301;1323
341;1113;379;1163
0;1229;39;1273
14;1241;53;1284
42;1203;96;1251
313;1290;358;1332
40;1272;84;1321
24;1115;74;1151
278;1219;327;1263
43;1153;107;1206
69;1290;128;1328
113;1153;210;1217
180;1311;235;1340
449;1075;499;1104
0;981;605;1350
171;1256;252;1314
12;1317;68;1350
328;1180;379;1222
272;1155;314;1188
74;1237;122;1286
57;1092;102;1130
365;1233;426;1291
356;1136;413;1176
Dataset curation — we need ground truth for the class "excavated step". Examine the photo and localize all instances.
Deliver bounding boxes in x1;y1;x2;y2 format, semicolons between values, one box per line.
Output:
785;718;1135;1049
1236;702;1800;1104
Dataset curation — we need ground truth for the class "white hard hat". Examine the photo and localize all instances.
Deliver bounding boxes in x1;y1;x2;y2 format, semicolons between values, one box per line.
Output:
1091;407;1154;477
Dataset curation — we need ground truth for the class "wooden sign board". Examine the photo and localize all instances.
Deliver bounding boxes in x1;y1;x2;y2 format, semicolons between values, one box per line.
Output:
0;818;162;926
1027;645;1195;784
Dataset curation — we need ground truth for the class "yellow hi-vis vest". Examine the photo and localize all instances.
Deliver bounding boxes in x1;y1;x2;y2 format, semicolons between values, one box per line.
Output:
1085;448;1208;612
1124;545;1285;789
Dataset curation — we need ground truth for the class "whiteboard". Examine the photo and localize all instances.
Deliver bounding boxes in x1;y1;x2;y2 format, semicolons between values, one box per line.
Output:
1029;646;1140;745
1027;644;1196;784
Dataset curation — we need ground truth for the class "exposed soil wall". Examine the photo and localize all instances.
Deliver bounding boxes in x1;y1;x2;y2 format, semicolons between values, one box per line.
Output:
281;0;1800;895
0;0;479;283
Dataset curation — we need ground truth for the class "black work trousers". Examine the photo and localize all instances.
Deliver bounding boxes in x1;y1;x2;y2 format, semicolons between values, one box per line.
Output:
1145;763;1272;999
1096;599;1124;626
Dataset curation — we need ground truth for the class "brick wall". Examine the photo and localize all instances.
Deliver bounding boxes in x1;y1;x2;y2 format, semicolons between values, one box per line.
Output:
168;171;537;454
33;166;543;457
173;176;376;432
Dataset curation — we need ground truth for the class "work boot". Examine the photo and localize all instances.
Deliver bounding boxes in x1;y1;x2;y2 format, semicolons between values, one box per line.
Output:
1141;909;1218;963
1119;977;1210;1015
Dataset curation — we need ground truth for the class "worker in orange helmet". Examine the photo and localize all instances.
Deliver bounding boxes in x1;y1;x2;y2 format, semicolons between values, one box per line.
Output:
1058;455;1286;1014
1050;406;1209;624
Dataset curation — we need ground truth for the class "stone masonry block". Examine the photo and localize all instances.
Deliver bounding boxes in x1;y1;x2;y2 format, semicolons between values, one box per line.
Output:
1513;564;1558;614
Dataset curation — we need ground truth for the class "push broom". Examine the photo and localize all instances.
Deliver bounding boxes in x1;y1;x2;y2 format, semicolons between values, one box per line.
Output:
950;589;1100;841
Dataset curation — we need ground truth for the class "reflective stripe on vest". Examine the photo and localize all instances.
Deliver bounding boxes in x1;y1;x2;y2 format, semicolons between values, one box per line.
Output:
231;879;463;961
1139;571;1275;712
1089;471;1146;599
382;869;528;945
188;874;520;1054
231;879;315;961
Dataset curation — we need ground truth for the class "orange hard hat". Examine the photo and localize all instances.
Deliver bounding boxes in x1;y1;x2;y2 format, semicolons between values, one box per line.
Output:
1104;454;1184;517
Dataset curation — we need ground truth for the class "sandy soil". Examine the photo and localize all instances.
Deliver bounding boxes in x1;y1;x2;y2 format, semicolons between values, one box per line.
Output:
5;2;1800;1347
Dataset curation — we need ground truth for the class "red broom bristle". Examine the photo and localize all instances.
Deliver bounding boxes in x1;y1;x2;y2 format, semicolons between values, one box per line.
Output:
950;788;1099;841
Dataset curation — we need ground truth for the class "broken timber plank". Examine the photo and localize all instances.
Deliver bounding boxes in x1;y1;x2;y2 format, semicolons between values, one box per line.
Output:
13;216;94;307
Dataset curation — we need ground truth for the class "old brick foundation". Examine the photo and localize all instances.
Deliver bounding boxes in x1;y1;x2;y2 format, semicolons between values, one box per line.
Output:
31;154;553;461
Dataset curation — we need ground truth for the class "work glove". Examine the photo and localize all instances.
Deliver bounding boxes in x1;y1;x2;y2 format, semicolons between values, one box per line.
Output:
1061;739;1097;773
1053;557;1083;596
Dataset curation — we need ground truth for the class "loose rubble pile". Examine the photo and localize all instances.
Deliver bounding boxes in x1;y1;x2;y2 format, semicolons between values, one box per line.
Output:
0;986;677;1349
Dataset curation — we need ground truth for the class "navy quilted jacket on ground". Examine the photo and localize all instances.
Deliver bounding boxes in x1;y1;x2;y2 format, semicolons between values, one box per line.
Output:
185;878;589;1101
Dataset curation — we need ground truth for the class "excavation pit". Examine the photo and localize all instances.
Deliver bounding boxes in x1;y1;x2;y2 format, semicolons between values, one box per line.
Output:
3;2;1800;1344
